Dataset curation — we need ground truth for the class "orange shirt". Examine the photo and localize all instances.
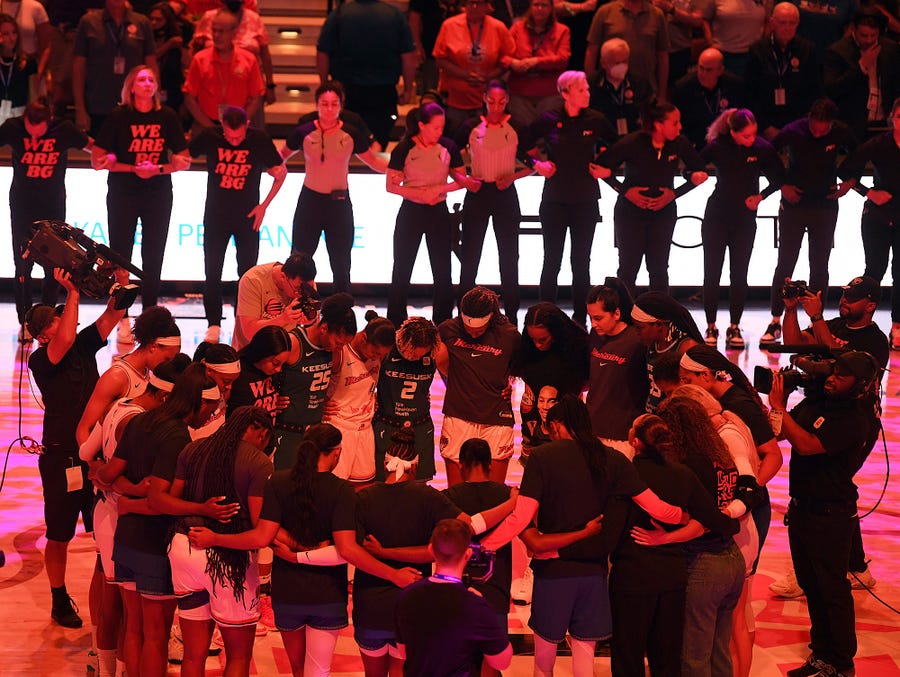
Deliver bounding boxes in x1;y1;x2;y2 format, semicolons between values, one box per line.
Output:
183;46;265;121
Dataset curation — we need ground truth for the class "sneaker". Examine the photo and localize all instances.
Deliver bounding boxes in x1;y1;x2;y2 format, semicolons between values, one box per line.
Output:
787;655;831;677
116;318;134;345
704;327;719;345
203;325;221;344
760;321;782;345
725;326;745;350
167;634;184;664
51;595;83;628
769;569;804;598
891;325;900;351
259;594;276;630
849;566;876;590
512;566;534;605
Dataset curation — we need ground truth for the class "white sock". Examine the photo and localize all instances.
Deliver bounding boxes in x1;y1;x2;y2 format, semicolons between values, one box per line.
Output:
97;649;116;677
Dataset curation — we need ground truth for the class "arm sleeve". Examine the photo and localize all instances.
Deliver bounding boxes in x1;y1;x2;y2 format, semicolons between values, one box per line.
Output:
632;489;684;525
479;495;539;551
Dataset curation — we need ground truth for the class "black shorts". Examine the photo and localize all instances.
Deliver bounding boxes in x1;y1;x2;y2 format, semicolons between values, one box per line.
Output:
39;452;94;542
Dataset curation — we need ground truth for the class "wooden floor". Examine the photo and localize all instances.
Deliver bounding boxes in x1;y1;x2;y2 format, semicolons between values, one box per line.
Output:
0;297;898;676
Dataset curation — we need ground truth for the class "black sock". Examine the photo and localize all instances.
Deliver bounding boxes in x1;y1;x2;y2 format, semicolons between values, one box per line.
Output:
259;582;271;596
51;585;69;606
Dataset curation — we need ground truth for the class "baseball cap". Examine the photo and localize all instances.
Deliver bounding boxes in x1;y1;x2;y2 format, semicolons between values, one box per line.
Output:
842;276;881;303
834;350;879;383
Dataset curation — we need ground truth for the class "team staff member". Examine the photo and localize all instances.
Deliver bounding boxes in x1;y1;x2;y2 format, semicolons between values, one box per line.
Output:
839;100;900;349
519;69;615;326
375;317;439;481
0;98;89;334
761;98;857;345
768;354;879;677
585;278;647;455
92;65;190;326
273;293;356;471
26;267;129;629
700;108;784;350
324;312;396;484
395;519;513;676
437;287;521;485
190;105;286;344
227;325;292;419
455;79;532;320
386;103;470;326
594;99;709;294
281;82;388;295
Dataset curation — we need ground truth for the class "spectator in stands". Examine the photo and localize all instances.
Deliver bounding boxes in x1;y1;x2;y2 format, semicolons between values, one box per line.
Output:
231;252;317;351
702;0;770;77
191;0;274;129
653;0;708;84
408;0;462;94
44;1;103;118
794;0;858;61
148;2;186;123
556;0;600;74
4;0;51;89
0;14;38;125
73;0;157;135
432;0;515;135
504;0;570;128
673;47;747;148
589;37;653;139
584;0;670;98
745;2;820;140
824;6;900;141
183;8;265;133
316;0;418;151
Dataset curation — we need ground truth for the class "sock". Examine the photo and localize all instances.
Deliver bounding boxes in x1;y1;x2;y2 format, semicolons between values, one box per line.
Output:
51;585;69;607
97;649;116;677
115;658;126;677
259;581;271;596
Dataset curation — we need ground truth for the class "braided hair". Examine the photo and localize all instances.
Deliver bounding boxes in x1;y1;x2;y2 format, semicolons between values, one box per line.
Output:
183;406;273;602
545;394;607;483
286;423;342;547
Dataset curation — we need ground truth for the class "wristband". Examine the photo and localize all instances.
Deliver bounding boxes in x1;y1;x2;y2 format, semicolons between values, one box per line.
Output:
158;164;164;174
296;550;310;564
809;313;823;323
266;83;276;90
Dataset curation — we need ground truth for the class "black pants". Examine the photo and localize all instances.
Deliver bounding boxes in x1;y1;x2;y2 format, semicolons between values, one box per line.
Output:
387;200;454;326
610;585;685;677
770;203;837;316
459;182;521;319
860;204;900;322
203;210;259;326
702;205;757;325
10;196;64;323
292;185;354;294
345;83;397;150
615;198;677;294
788;500;857;672
538;198;599;324
107;187;174;310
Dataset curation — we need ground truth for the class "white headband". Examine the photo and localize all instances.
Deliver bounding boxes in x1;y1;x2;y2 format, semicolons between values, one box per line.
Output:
148;374;175;392
680;353;711;373
155;336;181;347
202;386;222;400
385;453;415;481
204;359;241;375
630;305;661;323
461;313;492;328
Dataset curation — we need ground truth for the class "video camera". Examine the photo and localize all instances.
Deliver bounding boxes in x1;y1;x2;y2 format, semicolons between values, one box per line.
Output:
463;542;495;584
292;281;321;319
782;279;810;299
21;220;141;310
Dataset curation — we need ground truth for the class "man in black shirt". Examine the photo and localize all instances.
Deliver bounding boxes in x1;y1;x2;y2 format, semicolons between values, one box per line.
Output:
25;267;129;628
768;352;878;677
395;518;512;676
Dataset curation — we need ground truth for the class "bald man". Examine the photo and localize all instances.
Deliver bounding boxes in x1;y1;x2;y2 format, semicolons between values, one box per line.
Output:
589;38;653;139
672;47;746;147
745;2;821;140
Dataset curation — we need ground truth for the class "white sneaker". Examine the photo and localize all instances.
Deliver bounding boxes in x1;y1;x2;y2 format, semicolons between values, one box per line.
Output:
769;569;804;598
203;325;221;344
849;567;876;589
512;566;534;605
116;318;134;344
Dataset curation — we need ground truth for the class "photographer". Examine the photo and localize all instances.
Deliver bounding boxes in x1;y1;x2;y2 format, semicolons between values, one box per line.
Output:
231;251;317;351
25;266;129;628
395;518;513;677
781;275;889;370
767;352;879;677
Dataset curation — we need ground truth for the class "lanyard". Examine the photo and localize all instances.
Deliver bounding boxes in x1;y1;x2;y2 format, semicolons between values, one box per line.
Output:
529;26;548;56
106;16;127;55
608;77;631;107
432;573;463;584
771;36;791;81
703;86;722;117
0;58;14;99
468;20;484;59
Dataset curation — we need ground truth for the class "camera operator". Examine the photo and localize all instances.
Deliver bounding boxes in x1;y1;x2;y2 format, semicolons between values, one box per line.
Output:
231;251;317;350
781;275;889;370
767;352;879;677
395;518;512;677
24;266;130;628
